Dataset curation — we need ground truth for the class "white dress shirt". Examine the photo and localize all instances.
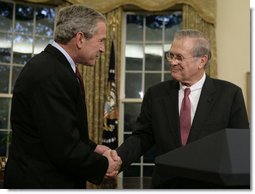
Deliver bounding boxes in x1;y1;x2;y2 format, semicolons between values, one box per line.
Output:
178;73;206;124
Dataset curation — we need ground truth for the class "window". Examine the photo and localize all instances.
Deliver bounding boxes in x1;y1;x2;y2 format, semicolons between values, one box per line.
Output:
119;11;182;179
0;0;56;157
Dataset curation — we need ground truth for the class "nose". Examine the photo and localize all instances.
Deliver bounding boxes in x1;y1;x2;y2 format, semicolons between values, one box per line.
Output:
99;43;105;53
169;58;179;65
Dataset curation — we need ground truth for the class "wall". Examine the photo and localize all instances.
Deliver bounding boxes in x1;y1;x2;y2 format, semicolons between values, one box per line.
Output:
216;0;250;109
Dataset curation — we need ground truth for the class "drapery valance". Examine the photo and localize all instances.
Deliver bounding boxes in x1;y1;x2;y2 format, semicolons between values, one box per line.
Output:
66;0;215;24
23;0;216;24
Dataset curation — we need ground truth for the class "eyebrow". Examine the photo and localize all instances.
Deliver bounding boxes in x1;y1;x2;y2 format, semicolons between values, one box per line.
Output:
169;52;184;57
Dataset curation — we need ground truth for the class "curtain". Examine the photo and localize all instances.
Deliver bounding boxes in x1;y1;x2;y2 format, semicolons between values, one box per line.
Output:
80;8;122;188
79;7;122;144
183;4;217;77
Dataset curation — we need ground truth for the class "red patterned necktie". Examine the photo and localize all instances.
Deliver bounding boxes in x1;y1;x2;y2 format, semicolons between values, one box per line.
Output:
180;88;191;146
76;66;85;99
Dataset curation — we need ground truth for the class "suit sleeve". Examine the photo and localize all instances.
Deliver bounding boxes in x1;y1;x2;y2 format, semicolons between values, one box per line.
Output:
89;140;97;150
117;88;155;170
229;87;249;128
31;73;108;185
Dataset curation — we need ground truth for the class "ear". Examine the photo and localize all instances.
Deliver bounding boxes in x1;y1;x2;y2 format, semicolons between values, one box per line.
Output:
76;32;84;49
198;55;208;69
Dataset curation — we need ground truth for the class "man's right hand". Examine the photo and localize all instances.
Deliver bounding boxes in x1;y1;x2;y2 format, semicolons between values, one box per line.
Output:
103;149;122;177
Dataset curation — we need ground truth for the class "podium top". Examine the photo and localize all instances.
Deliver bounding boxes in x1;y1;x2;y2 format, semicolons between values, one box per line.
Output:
155;128;250;187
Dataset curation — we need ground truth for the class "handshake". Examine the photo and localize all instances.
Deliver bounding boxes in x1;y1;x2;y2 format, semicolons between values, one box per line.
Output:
95;145;122;177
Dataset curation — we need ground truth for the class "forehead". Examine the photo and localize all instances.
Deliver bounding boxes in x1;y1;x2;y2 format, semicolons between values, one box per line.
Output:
94;21;107;36
170;37;195;54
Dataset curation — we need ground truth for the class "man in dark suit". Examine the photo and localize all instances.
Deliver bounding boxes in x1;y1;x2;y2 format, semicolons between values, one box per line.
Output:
4;5;121;189
114;29;249;188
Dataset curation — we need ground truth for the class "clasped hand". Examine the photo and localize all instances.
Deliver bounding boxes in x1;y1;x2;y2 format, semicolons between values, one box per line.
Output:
95;145;122;177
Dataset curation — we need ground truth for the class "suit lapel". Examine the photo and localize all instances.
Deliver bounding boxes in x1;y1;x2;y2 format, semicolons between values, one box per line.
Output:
188;76;216;143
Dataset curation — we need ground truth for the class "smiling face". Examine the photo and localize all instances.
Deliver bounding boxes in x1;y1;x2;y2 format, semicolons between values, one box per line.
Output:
168;37;208;86
75;21;107;66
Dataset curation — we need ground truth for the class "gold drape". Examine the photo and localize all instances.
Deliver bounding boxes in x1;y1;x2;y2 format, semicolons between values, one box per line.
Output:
183;4;217;77
81;8;122;189
79;8;122;144
65;0;215;24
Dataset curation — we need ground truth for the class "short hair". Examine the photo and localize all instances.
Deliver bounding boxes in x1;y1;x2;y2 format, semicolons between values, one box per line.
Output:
54;4;106;44
173;29;211;65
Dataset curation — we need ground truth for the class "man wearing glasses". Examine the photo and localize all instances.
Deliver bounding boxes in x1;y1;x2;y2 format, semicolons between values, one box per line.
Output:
114;29;249;188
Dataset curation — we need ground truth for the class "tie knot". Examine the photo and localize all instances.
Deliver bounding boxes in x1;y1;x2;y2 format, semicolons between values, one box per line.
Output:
76;66;83;81
184;88;191;96
76;66;80;76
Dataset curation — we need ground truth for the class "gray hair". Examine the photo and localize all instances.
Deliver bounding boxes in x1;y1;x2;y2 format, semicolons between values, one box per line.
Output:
173;29;211;65
54;4;106;44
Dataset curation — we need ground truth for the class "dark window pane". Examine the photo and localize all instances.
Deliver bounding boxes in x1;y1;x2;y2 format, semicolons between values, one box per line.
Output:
0;48;11;63
0;1;13;32
126;15;143;41
34;36;51;54
0;65;10;93
143;146;157;163
125;44;143;71
0;98;11;129
164;49;170;70
164;12;182;42
35;7;55;36
145;73;161;92
164;72;172;81
15;4;34;34
126;57;143;71
13;35;33;65
145;44;162;71
0;131;8;156
13;52;32;65
124;103;141;132
12;66;23;91
123;165;140;177
164;62;169;71
146;15;163;41
0;33;12;63
125;73;142;98
143;166;154;177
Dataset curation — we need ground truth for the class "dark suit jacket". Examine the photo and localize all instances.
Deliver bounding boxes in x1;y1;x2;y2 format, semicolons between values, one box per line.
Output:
116;75;249;188
4;44;108;189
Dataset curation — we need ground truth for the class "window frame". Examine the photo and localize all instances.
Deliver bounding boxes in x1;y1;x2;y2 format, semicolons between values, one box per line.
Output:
119;10;182;179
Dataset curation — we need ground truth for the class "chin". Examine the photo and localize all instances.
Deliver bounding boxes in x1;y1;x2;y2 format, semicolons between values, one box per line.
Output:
171;73;179;80
84;64;93;67
81;61;95;66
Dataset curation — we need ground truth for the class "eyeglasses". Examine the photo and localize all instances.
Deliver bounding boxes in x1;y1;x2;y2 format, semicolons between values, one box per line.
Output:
166;52;197;63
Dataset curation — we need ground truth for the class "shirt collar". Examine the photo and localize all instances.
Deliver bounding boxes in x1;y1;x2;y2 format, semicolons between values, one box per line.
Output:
180;73;206;92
